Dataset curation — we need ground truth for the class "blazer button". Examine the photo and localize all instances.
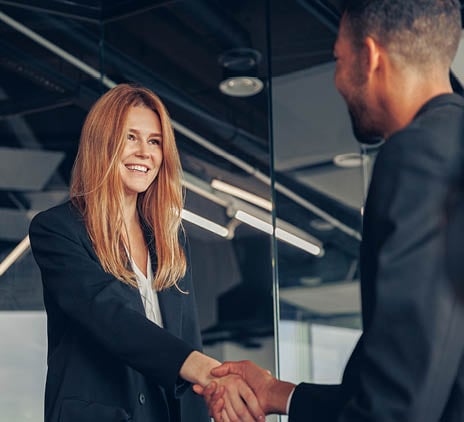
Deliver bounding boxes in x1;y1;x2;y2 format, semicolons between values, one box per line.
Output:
138;393;146;405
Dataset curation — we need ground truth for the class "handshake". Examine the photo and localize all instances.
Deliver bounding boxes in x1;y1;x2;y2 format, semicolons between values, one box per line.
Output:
192;360;296;422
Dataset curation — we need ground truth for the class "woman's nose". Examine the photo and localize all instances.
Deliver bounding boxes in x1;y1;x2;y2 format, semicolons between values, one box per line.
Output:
135;141;150;157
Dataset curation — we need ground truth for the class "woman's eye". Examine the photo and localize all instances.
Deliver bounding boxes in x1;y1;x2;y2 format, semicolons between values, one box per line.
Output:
148;138;161;146
127;133;136;141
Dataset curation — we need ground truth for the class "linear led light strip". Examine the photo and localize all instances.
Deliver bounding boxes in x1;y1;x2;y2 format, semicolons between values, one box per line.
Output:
0;235;30;276
182;208;323;256
234;210;323;256
193;176;323;256
211;179;272;211
0;211;228;276
181;209;229;238
0;209;320;277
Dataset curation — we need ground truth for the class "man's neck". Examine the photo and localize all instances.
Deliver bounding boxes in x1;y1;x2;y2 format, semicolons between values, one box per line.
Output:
383;78;453;139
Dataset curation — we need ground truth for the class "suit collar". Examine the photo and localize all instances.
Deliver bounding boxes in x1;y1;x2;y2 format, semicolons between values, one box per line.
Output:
414;93;464;120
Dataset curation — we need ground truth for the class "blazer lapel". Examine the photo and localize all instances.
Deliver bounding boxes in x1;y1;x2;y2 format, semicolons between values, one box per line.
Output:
144;224;183;338
77;208;146;317
158;288;183;338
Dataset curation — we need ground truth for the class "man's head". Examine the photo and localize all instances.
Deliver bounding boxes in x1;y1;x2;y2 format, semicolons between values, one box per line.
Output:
335;0;462;142
343;0;461;70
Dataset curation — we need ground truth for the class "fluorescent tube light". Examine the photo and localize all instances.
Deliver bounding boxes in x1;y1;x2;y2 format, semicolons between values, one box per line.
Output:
234;210;273;234
211;179;272;211
234;210;323;256
0;235;31;276
275;228;322;256
181;209;229;238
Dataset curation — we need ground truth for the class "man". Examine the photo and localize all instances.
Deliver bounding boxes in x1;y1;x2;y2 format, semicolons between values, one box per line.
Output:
195;0;464;421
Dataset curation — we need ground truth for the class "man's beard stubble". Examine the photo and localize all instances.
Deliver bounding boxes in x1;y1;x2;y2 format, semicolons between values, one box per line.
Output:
348;101;384;145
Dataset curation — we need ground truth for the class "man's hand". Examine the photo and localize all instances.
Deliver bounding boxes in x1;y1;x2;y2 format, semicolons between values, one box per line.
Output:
194;373;265;421
194;360;295;420
211;360;277;415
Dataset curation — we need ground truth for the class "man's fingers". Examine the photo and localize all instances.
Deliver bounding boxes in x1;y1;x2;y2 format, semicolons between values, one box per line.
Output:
211;363;232;377
192;384;204;395
196;380;217;399
205;381;218;395
212;385;226;401
205;366;266;420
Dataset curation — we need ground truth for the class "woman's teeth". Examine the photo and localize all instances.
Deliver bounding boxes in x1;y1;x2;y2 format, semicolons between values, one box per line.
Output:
126;165;148;173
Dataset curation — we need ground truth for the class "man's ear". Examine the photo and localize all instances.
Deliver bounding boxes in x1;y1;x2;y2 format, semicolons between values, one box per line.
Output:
364;36;381;80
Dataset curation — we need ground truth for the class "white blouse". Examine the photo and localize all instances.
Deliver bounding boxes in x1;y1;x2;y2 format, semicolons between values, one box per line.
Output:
130;252;164;327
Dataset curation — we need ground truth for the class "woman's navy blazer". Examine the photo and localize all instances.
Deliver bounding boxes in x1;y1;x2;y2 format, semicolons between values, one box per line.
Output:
29;201;209;422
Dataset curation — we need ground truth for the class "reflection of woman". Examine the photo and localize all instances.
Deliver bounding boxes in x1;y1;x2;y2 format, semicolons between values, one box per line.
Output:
29;84;261;422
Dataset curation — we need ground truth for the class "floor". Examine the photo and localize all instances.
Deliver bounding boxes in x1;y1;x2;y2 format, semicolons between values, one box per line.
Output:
0;311;46;421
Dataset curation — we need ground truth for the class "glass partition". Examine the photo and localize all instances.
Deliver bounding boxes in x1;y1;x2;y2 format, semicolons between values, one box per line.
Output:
0;1;276;420
0;1;388;420
267;2;376;419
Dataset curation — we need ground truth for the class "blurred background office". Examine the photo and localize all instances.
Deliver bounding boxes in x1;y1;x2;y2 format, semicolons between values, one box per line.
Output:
0;1;463;421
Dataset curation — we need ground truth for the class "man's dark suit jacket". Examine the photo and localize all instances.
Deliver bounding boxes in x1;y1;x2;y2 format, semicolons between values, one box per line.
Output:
29;202;209;422
289;94;464;422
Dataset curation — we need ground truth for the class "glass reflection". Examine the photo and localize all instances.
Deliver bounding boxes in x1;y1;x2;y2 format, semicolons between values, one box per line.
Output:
268;1;376;412
0;1;275;420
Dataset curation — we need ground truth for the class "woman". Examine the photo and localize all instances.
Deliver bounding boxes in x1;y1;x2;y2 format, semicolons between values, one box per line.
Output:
29;84;262;422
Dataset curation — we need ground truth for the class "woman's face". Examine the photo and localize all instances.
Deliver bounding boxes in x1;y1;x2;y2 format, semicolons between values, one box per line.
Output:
119;105;163;199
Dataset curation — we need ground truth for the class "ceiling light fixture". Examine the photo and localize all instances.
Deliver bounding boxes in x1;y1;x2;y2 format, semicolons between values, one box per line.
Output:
333;153;369;168
181;209;229;238
275;228;322;257
234;210;323;256
218;48;263;97
211;179;272;211
234;210;273;234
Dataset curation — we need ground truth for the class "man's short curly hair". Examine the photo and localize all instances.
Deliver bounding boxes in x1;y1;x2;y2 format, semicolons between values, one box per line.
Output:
342;0;462;68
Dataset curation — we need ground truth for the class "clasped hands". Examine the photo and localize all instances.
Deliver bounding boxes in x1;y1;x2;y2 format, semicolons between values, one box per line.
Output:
193;360;290;422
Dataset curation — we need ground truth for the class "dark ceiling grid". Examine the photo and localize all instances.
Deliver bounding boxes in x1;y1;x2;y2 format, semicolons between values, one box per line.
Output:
0;0;178;23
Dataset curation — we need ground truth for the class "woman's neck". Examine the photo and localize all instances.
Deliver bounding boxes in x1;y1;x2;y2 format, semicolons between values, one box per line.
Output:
122;194;139;229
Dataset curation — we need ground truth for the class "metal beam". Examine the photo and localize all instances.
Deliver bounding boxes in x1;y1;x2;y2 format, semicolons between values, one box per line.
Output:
0;0;101;22
102;0;181;23
0;94;74;119
0;0;182;23
296;0;340;34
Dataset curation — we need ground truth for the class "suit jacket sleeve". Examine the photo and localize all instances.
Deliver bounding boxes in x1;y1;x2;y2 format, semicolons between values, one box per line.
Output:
289;383;343;421
29;204;195;393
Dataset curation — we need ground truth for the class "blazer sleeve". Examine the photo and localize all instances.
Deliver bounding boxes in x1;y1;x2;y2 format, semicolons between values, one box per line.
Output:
289;383;342;422
337;129;464;422
29;205;195;393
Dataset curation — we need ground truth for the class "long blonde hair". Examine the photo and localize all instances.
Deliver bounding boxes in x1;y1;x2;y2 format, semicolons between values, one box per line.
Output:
70;84;186;290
